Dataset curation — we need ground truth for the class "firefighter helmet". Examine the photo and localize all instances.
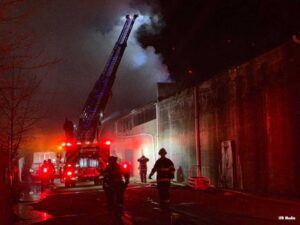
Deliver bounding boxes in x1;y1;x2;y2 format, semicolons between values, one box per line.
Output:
158;148;167;155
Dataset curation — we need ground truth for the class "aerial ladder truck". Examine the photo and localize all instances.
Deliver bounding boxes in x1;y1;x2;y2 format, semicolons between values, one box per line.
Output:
61;15;138;187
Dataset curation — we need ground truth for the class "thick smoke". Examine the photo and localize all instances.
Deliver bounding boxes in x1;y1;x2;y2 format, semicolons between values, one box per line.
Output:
86;13;170;116
25;1;169;149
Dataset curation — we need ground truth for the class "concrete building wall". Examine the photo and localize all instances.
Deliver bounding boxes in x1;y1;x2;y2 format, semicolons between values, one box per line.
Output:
157;89;196;182
196;41;300;195
112;120;157;177
111;103;157;178
150;40;300;195
112;40;300;196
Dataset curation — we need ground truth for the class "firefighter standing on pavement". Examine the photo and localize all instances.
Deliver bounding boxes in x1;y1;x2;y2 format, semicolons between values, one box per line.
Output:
47;159;55;184
103;156;130;213
148;148;175;208
39;160;48;177
39;160;52;190
137;155;149;183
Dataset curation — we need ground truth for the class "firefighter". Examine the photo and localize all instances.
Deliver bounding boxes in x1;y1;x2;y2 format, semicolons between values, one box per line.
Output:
148;148;175;208
39;160;51;190
103;156;129;213
47;159;55;184
39;160;48;176
137;155;149;183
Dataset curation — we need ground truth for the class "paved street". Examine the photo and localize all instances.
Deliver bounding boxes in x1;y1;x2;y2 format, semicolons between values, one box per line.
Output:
12;180;300;225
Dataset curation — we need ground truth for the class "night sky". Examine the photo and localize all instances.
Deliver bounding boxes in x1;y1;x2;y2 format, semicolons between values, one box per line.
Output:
16;0;300;151
136;0;300;82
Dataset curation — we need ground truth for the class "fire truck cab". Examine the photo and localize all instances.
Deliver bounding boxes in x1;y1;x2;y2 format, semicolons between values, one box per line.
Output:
77;141;109;185
62;140;110;186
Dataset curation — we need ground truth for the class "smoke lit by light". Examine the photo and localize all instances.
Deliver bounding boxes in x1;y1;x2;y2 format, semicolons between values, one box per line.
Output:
23;1;171;151
132;51;147;67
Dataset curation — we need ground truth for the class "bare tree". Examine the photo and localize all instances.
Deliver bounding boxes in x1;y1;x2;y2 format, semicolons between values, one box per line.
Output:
0;64;42;182
0;0;55;187
0;0;30;187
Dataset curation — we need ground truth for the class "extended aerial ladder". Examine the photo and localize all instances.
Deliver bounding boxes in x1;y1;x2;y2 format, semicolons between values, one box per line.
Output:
61;15;138;185
77;14;138;142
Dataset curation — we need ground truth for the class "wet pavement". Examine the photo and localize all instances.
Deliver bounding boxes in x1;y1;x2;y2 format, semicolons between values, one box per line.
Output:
13;181;140;225
12;180;300;225
14;184;53;225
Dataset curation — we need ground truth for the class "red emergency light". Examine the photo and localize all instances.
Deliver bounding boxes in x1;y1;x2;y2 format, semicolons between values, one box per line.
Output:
43;167;48;173
120;162;130;173
106;160;129;175
104;140;111;146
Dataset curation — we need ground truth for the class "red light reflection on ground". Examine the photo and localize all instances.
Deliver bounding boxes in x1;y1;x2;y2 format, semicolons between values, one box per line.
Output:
36;211;53;221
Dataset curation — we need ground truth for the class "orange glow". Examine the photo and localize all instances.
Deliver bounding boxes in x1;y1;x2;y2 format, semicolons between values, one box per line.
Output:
58;146;63;150
61;142;66;146
21;130;65;154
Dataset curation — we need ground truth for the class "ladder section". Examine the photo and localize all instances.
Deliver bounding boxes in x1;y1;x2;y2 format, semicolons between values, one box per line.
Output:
77;14;138;142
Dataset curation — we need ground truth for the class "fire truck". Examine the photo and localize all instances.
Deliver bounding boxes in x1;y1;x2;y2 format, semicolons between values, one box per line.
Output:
61;15;138;187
